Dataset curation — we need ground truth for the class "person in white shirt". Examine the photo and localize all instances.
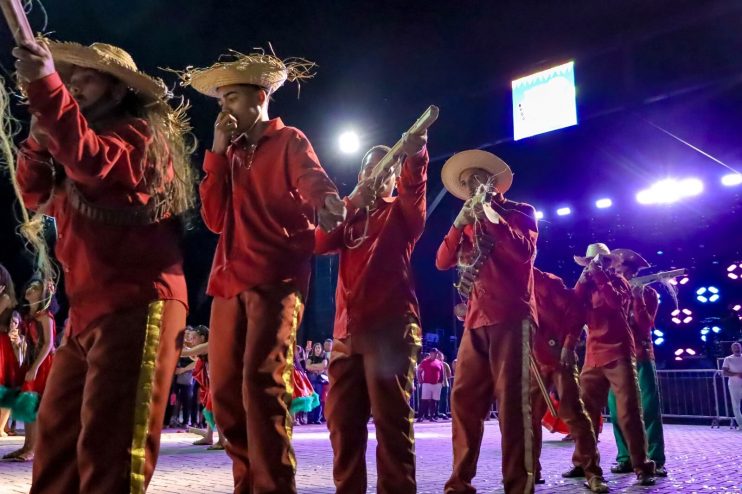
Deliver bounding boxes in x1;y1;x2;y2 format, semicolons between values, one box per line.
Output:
722;342;742;429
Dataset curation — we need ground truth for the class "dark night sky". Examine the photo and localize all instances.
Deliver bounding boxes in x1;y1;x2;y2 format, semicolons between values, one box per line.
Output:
1;1;741;365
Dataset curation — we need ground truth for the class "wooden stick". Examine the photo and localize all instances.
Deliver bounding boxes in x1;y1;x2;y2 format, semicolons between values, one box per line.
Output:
0;0;34;45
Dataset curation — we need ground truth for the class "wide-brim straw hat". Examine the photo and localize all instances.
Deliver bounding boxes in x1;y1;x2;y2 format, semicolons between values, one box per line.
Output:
45;40;168;103
610;248;651;271
180;51;316;98
574;243;618;267
441;150;513;200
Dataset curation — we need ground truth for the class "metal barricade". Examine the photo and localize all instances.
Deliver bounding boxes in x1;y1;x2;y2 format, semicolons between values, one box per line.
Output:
655;369;735;428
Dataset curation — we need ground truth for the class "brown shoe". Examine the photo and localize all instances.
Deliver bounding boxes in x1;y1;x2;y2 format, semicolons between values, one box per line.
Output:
585;476;609;493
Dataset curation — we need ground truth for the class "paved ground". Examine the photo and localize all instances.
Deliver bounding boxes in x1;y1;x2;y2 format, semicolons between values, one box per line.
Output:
1;421;740;493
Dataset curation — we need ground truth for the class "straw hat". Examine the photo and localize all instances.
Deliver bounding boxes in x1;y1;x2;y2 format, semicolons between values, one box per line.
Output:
574;243;617;267
610;248;651;271
179;50;316;98
46;40;168;102
441;150;513;200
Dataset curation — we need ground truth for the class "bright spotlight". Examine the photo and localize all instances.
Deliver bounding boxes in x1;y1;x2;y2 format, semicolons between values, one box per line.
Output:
721;173;742;186
670;276;689;286
636;178;704;205
671;308;693;325
727;263;741;280
595;198;612;209
674;348;684;356
686;348;696;356
338;131;360;154
535;210;544;220
654;337;664;345
712;326;722;334
653;329;664;337
556;207;571;216
696;286;720;303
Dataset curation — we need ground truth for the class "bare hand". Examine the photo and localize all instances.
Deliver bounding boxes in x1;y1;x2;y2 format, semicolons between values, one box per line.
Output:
8;327;20;344
559;347;577;367
318;193;347;232
25;368;38;382
212;111;238;155
453;198;484;228
348;178;376;209
12;41;55;83
401;130;427;156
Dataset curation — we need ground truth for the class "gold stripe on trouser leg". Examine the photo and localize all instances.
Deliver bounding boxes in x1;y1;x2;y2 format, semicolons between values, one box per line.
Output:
404;323;422;447
282;294;302;472
129;300;164;494
520;319;535;493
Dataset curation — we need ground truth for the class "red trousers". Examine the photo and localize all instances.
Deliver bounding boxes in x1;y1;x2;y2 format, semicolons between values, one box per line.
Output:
579;358;654;475
209;283;303;494
325;323;421;494
445;320;536;494
31;300;186;494
531;365;602;480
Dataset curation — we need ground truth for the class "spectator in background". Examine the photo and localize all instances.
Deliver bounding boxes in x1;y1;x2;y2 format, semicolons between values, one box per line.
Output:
306;343;328;424
323;338;333;361
170;326;196;428
417;348;444;422
722;341;742;430
437;351;452;419
0;265;20;437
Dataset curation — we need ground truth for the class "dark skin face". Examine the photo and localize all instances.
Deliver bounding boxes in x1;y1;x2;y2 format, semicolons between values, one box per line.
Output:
216;84;268;135
359;149;396;198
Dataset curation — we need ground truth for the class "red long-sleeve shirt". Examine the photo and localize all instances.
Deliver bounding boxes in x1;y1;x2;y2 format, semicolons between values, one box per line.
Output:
200;118;339;299
16;73;188;335
532;268;586;370
435;199;538;330
629;285;658;361
575;269;635;368
314;148;428;338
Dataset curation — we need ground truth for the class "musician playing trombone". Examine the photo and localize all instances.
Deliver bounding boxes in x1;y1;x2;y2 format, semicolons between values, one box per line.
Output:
435;150;539;494
606;249;668;478
314;131;428;494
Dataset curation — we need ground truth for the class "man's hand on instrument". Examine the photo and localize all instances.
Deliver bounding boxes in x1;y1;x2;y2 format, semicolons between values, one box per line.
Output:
212;111;238;155
454;197;484;228
12;40;55;83
348;178;376;209
401;130;427;156
318;193;347;232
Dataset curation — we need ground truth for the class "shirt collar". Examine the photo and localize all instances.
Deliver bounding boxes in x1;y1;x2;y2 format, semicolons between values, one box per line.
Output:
231;117;285;146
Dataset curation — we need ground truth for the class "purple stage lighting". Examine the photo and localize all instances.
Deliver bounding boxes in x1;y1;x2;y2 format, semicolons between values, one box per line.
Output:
535;210;544;220
556;207;571;216
636;178;703;205
727;262;741;280
671;308;693;325
595;198;612;209
696;286;720;303
721;173;742;186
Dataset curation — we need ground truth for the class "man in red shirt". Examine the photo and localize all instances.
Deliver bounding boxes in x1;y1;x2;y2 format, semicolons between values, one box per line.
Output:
181;52;345;494
606;249;666;477
435;150;539;494
570;243;655;486
531;268;608;493
13;40;193;493
314;133;428;494
417;348;445;422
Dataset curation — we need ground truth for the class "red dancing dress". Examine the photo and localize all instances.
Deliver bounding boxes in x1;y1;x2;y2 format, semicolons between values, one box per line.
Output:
290;366;319;414
192;357;214;428
0;309;23;407
13;311;55;422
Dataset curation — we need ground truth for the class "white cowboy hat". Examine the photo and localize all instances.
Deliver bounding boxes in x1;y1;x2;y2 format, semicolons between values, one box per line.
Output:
441;149;513;200
574;243;618;267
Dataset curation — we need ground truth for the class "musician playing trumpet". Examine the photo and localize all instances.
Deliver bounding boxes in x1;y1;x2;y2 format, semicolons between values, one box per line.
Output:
314;131;428;494
606;249;667;478
435;150;539;494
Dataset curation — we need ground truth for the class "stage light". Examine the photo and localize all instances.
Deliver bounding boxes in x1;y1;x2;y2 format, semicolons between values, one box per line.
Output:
556;207;571;216
338;131;360;154
721;173;742;186
701;335;707;342
674;349;684;356
733;304;741;312
653;329;664;337
654;337;665;345
700;327;710;335
727;263;741;280
696;286;720;303
636;178;704;205
670;276;689;286
671;308;693;325
686;348;696;356
712;326;722;334
535;210;544;220
595;198;612;209
675;356;683;361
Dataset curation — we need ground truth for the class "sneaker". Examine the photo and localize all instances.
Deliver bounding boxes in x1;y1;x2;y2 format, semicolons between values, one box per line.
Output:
562;466;585;478
636;472;655;486
610;462;632;474
584;476;609;493
655;466;668;477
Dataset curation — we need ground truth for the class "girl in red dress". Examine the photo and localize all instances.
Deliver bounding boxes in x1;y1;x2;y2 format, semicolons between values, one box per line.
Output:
0;264;21;436
2;274;56;462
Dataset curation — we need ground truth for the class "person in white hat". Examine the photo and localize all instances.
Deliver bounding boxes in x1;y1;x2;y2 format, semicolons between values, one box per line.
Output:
606;249;667;477
567;244;656;486
12;38;195;492
179;51;345;494
435;150;539;494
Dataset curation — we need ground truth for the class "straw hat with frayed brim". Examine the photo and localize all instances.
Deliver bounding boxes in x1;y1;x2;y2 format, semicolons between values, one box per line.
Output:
441;150;513;200
610;248;651;271
46;40;168;102
179;51;316;98
574;243;619;267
